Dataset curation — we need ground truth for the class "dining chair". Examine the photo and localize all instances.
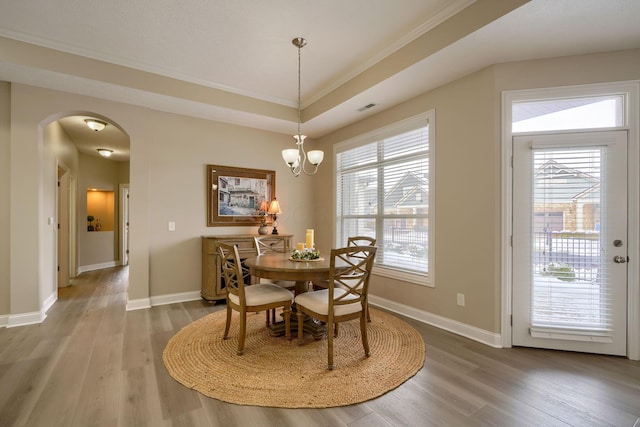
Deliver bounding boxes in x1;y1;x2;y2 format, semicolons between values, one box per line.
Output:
254;235;291;255
253;236;296;325
294;245;377;369
347;235;377;247
347;236;376;322
217;242;293;355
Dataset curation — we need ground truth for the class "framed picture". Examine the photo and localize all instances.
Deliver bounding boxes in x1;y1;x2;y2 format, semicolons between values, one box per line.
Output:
207;164;276;227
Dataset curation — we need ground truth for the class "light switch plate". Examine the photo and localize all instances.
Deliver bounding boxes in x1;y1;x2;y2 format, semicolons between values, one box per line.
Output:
168;221;176;231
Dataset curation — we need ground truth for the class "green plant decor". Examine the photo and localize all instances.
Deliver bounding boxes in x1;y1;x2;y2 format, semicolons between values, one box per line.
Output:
541;262;576;282
290;247;321;260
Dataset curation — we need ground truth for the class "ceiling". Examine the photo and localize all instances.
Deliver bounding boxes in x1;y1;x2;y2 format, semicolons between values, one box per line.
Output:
0;0;639;162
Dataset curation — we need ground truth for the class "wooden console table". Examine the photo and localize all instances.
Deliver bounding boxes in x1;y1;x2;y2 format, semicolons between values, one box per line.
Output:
201;234;293;302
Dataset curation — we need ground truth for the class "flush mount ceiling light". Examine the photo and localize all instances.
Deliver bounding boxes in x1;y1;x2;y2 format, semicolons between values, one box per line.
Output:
281;37;324;177
85;118;107;132
97;148;113;157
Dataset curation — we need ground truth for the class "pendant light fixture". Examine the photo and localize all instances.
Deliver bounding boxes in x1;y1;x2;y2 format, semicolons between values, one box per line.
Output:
281;37;324;177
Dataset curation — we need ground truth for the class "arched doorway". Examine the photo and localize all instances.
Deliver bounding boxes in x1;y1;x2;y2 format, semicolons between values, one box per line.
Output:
47;113;130;289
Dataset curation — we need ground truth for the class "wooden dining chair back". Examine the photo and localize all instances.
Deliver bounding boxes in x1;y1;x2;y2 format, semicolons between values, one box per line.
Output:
347;236;377;250
310;236;376;292
294;245;377;369
347;235;377;321
253;236;296;324
254;236;291;255
217;242;293;355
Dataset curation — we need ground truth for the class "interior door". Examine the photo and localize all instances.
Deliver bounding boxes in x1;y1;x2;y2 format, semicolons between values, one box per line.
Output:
512;130;628;355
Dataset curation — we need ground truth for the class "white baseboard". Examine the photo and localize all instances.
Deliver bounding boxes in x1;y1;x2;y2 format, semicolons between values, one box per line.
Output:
369;295;503;348
150;291;201;307
43;292;57;314
126;297;151;311
77;260;120;275
2;293;55;328
6;310;47;328
0;288;501;348
126;291;201;311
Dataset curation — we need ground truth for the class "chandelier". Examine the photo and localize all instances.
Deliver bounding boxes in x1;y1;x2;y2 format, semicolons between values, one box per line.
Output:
281;37;324;176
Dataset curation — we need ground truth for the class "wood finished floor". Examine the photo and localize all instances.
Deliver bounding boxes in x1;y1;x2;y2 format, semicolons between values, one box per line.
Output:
1;267;639;427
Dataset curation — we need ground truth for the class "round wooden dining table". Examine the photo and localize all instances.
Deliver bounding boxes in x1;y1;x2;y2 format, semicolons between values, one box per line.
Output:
244;252;338;337
244;252;333;296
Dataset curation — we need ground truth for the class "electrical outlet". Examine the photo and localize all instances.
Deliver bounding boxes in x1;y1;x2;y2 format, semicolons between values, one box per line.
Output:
457;293;465;307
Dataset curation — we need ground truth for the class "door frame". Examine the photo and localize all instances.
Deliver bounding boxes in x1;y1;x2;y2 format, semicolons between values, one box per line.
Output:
120;183;130;266
55;161;77;285
501;81;640;360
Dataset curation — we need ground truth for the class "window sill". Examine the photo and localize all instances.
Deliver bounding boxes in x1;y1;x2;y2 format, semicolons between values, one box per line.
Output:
373;266;433;287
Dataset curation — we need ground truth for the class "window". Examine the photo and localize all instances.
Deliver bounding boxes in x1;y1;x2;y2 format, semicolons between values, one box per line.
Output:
335;112;434;286
512;94;624;133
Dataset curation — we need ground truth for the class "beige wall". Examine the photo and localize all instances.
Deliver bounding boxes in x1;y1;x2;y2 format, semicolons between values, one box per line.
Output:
317;48;640;334
41;121;80;301
143;111;317;297
0;82;9;315
4;83;316;318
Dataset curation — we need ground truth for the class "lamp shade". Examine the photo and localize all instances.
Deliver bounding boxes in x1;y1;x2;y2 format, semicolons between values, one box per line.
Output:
259;200;269;212
267;199;282;215
307;150;324;165
282;149;299;165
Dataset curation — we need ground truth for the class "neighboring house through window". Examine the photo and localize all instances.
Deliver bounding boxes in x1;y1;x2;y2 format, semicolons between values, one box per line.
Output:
335;111;434;286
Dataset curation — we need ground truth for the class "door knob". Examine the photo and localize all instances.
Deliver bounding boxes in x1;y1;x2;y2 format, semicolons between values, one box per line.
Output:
613;255;628;263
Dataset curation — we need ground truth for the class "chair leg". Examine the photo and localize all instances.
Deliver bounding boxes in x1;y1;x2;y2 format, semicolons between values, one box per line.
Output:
360;312;370;357
328;319;335;370
296;310;305;344
223;306;232;339
237;312;246;355
283;305;291;340
366;305;371;322
266;309;270;326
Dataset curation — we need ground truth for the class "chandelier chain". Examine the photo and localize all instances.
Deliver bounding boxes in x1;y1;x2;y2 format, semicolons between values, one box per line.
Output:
297;43;302;140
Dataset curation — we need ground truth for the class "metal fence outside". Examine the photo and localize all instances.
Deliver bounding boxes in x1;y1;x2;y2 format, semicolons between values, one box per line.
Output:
533;231;601;282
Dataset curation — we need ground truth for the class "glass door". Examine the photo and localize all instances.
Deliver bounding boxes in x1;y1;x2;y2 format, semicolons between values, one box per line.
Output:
512;131;628;355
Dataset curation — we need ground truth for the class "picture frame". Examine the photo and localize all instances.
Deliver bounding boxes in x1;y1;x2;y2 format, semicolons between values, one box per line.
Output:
207;164;276;227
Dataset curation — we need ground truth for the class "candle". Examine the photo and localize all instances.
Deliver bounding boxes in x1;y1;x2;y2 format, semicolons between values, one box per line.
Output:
305;229;314;250
296;242;305;251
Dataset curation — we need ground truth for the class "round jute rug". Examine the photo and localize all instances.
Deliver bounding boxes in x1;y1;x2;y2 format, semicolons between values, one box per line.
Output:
162;308;425;408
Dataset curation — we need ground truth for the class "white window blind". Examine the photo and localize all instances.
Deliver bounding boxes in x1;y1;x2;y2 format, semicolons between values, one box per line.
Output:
530;147;612;338
336;115;431;283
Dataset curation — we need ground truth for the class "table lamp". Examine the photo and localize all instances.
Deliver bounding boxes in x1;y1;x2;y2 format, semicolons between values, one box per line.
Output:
268;198;282;235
